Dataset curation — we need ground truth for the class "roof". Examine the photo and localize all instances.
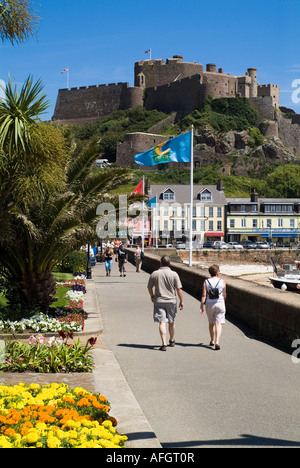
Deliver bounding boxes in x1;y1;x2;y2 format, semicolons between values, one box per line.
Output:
148;184;226;205
227;198;300;204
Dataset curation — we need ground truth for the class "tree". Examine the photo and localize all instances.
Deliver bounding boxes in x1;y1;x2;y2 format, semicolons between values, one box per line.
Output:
264;165;300;198
0;75;50;156
0;76;63;238
0;141;136;311
0;0;39;45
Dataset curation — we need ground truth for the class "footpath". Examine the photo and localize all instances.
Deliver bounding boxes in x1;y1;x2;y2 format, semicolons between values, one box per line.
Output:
0;263;161;449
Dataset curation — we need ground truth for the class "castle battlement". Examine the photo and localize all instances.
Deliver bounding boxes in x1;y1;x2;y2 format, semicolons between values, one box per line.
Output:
53;54;280;124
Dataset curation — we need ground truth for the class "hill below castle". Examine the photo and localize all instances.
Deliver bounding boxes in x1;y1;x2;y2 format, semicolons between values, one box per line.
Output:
63;98;300;198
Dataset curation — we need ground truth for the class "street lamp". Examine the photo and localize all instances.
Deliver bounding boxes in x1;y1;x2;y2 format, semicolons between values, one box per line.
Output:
86;243;92;279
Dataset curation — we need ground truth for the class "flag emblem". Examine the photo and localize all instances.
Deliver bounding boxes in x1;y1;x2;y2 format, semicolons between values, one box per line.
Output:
134;131;192;167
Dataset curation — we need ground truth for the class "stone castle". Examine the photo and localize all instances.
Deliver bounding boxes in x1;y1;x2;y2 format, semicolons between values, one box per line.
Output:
52;55;300;165
52;54;279;124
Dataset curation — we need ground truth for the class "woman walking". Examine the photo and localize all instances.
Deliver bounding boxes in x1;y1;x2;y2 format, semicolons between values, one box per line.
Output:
200;264;226;350
104;246;113;276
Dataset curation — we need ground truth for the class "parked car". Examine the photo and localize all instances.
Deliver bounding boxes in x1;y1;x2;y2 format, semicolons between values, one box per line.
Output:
212;241;229;249
174;242;186;249
242;240;257;249
256;241;270;249
228;242;244;250
203;241;214;249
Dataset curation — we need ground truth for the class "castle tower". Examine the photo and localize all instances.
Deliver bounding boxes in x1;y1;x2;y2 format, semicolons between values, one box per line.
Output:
247;68;257;97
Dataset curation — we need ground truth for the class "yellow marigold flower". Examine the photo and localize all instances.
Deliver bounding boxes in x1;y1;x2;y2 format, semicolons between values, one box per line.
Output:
25;432;39;444
47;436;61;448
29;384;40;390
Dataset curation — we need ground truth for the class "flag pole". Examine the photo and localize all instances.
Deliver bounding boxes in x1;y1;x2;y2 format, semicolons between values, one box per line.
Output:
142;175;145;253
189;126;194;267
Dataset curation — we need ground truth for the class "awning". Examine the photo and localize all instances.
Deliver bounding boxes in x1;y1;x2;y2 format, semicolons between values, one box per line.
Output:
205;232;224;237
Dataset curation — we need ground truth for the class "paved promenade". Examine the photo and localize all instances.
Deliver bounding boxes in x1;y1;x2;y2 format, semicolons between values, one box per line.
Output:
92;260;300;448
1;260;299;448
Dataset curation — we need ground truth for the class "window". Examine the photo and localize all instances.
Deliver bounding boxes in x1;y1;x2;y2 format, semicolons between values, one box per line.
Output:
278;219;283;228
217;221;222;231
209;207;213;217
200;220;205;231
252;204;257;212
241;205;246;212
230;219;235;228
267;219;272;228
163;220;168;230
162;189;175;201
192;220;196;231
290;219;295;228
164;206;168;215
252;219;258;228
192;206;196;218
209;220;213;230
199;189;212;201
217;207;222;217
241;219;246;228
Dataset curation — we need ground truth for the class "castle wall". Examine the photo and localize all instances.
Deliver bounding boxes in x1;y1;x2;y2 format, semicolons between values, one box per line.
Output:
52;82;143;123
134;55;204;89
277;114;300;156
144;74;202;118
201;72;237;100
249;96;275;122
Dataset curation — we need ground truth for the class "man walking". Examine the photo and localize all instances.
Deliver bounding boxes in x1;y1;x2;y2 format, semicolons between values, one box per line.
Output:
147;256;183;351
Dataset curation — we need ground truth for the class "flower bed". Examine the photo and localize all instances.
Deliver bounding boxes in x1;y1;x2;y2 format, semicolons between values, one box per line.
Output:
0;275;88;335
0;312;83;334
0;334;97;373
0;382;127;448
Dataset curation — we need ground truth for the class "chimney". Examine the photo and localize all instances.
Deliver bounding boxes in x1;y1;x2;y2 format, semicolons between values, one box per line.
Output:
250;189;258;202
217;179;224;192
145;178;151;195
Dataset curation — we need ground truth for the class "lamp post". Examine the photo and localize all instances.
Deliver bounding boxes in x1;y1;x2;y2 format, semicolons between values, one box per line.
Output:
86;243;92;279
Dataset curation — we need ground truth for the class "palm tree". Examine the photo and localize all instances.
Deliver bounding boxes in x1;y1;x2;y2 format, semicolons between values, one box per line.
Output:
0;0;40;45
0;77;65;238
0;75;50;156
0;141;137;311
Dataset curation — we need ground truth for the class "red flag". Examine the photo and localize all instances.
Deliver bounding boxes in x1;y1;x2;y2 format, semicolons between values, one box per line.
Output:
131;180;143;194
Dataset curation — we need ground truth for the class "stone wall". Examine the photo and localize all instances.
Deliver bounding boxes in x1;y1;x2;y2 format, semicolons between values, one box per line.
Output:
134;56;204;89
52;82;143;123
277;114;300;157
126;249;300;349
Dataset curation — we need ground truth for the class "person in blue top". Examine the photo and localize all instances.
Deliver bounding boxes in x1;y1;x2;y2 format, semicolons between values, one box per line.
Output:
200;264;226;350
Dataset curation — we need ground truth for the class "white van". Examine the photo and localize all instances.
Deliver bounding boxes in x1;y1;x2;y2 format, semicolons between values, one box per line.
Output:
95;159;111;168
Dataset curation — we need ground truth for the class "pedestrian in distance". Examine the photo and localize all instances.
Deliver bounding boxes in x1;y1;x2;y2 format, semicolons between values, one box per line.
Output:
200;264;226;350
104;246;113;276
147;255;183;351
117;244;127;277
134;245;142;272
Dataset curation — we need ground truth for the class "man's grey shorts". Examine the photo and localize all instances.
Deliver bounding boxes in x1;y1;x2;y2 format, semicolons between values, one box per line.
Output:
153;303;177;323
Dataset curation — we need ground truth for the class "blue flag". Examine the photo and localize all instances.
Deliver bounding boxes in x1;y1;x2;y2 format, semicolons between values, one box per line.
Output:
146;196;157;208
134;131;192;166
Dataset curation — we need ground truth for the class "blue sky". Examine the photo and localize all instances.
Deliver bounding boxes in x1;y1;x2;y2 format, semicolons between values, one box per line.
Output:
1;0;300;120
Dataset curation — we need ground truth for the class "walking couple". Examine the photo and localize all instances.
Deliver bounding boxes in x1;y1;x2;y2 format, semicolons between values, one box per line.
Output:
147;257;226;351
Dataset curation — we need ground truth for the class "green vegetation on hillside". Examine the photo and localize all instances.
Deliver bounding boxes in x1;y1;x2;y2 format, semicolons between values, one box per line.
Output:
62;99;300;198
67;107;168;162
130;164;300;198
177;97;258;133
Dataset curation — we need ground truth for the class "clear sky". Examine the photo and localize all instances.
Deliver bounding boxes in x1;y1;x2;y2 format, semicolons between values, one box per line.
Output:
1;0;300;120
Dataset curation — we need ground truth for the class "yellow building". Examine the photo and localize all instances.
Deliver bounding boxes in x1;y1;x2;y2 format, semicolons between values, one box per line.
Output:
226;190;300;245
